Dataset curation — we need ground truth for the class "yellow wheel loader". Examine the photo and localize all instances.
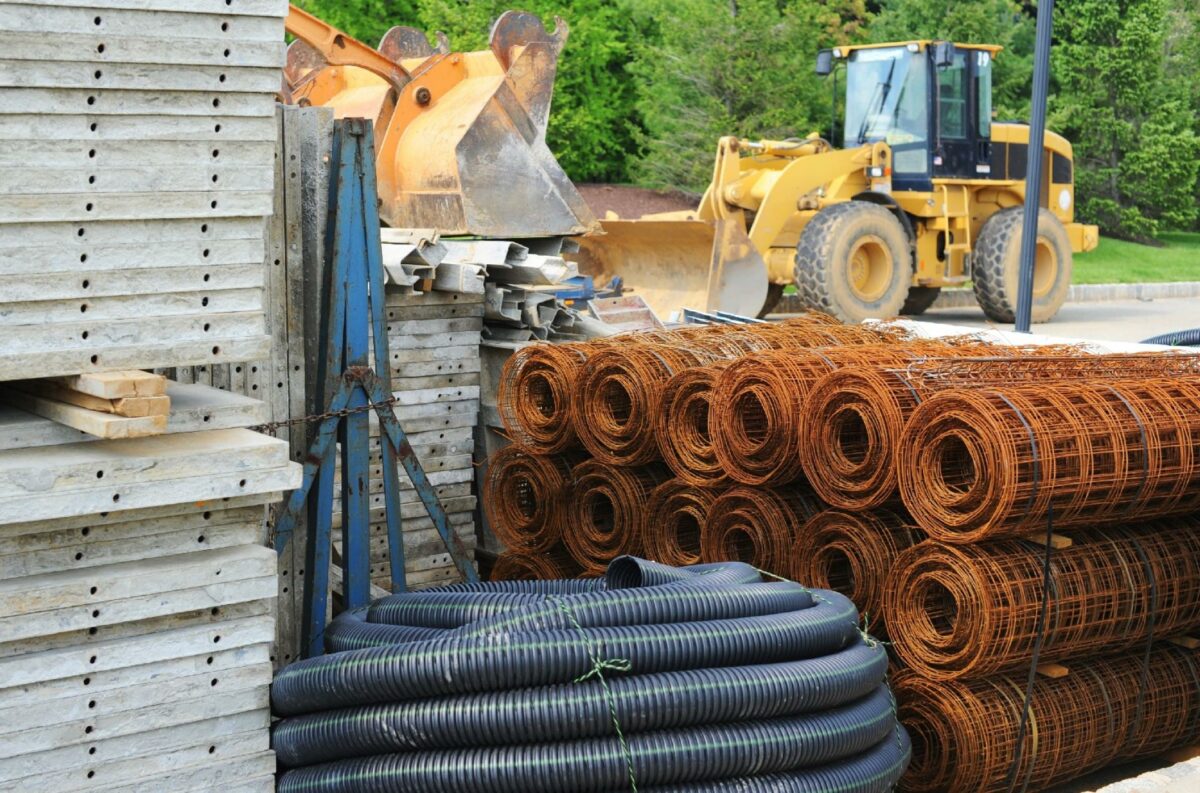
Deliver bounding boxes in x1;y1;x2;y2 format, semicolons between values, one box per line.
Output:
574;41;1099;322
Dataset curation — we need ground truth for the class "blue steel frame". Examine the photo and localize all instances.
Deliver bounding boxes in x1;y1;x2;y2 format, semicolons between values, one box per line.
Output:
272;119;479;658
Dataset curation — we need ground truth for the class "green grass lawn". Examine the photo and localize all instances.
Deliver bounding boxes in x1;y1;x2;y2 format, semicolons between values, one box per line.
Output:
1073;231;1200;284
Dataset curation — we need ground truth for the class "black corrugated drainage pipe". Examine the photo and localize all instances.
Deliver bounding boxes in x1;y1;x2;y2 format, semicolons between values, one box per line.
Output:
1142;328;1200;347
271;556;910;792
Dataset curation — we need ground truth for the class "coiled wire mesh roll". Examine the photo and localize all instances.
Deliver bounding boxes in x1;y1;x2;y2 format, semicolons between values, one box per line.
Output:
895;644;1200;793
793;508;924;638
897;376;1200;541
498;342;603;454
490;545;585;581
703;486;823;576
883;519;1200;679
482;445;579;553
658;362;733;486
644;479;721;566
565;461;671;574
272;557;910;793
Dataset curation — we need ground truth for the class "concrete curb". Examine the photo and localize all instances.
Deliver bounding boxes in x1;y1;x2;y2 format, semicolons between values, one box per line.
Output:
776;281;1200;314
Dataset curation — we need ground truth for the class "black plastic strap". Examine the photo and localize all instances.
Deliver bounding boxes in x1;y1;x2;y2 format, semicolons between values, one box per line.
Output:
1102;385;1150;515
996;393;1041;518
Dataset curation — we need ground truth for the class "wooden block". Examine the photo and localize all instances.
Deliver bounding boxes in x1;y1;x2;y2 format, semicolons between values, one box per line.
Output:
46;371;166;399
1036;663;1070;678
0;386;166;439
1024;532;1073;550
11;382;168;417
1163;744;1200;763
1167;635;1200;650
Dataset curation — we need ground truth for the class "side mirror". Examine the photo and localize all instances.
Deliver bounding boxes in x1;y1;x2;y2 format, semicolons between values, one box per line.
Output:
933;41;956;70
815;49;833;76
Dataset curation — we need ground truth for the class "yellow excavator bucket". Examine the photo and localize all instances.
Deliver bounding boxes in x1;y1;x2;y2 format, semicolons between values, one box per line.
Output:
573;215;769;319
282;5;593;238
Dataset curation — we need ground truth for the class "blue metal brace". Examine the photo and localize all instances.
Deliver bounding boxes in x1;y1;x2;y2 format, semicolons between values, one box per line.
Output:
272;119;479;658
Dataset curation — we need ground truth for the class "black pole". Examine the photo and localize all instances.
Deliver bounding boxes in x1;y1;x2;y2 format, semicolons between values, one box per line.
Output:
1015;0;1054;333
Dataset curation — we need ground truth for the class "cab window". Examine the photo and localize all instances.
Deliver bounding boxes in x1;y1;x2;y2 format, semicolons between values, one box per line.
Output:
937;52;968;139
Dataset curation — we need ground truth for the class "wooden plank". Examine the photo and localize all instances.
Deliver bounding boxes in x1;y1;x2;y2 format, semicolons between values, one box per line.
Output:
1036;663;1070;678
11;382;168;417
43;371;166;399
0;386;166;439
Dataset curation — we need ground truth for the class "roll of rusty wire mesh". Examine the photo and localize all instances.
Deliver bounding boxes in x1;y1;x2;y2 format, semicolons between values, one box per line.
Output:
564;460;671;575
489;545;586;581
883;518;1200;680
803;353;1200;514
710;341;988;487
482;445;579;553
793;508;924;637
702;486;823;577
497;342;605;454
898;376;1200;541
895;645;1200;793
657;362;734;486
571;318;918;466
643;479;721;567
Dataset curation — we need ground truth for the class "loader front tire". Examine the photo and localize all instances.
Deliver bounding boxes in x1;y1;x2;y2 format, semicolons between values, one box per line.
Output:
794;202;913;323
972;206;1072;323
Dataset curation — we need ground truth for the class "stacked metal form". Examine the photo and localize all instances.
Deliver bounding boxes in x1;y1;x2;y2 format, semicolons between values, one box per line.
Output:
0;392;299;792
0;0;286;380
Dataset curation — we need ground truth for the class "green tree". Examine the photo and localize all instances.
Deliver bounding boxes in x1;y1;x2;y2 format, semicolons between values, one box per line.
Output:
1052;0;1200;238
292;1;418;47
628;0;837;192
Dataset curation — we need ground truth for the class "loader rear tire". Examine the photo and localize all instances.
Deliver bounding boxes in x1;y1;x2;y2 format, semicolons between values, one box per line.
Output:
972;206;1072;323
794;201;913;323
901;286;941;315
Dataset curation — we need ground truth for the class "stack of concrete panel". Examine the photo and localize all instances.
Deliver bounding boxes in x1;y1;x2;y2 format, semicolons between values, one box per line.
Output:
0;390;299;792
0;0;286;380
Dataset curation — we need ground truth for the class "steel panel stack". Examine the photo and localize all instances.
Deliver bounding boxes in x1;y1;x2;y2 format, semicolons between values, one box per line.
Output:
0;0;286;380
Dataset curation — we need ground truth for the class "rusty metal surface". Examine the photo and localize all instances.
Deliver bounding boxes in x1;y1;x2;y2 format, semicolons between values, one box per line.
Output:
644;479;721;567
564;460;670;575
884;520;1200;680
895;645;1200;793
658;362;733;487
481;444;580;553
898;375;1200;541
799;352;1200;513
701;486;822;578
490;544;585;581
793;508;924;638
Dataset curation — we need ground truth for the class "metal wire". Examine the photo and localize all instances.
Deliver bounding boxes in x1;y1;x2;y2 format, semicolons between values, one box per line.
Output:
644;479;722;567
702;486;823;577
801;352;1200;512
658;362;734;486
490;545;588;581
883;519;1200;680
564;460;671;575
497;341;606;454
710;342;984;488
793;508;924;638
895;644;1200;793
482;445;581;553
897;376;1200;541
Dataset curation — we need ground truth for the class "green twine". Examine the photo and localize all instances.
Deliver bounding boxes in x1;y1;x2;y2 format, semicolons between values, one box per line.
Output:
548;596;638;792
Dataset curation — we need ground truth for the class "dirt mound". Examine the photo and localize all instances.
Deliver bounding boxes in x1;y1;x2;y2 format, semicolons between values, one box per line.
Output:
577;183;698;219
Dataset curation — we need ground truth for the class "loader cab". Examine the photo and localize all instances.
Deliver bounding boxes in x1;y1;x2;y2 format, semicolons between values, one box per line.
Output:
825;41;998;192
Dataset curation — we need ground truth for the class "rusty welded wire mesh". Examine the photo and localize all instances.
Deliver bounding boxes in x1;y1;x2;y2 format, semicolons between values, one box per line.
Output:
643;479;722;567
800;353;1200;512
897;377;1200;541
710;341;986;488
482;445;580;553
883;518;1200;680
793;508;924;637
702;486;823;577
497;341;605;454
489;545;587;581
895;644;1200;793
657;361;733;486
563;460;671;575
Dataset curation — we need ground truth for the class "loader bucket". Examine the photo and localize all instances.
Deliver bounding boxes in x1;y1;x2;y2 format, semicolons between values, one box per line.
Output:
573;218;770;319
284;6;594;238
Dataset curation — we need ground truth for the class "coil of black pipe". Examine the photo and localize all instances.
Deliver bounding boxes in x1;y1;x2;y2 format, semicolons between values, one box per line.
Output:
271;556;910;793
